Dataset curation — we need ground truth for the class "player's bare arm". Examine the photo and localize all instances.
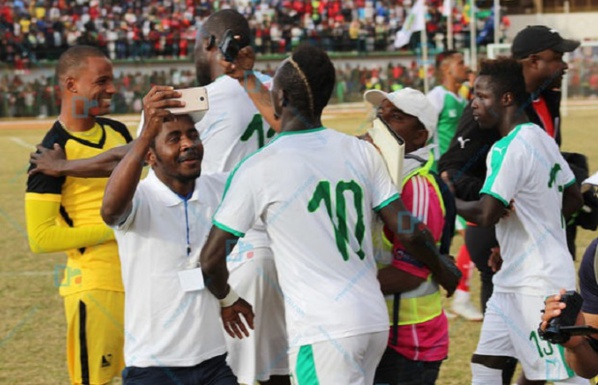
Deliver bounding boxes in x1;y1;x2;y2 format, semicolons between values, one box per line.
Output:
200;226;235;299
200;226;255;338
29;141;133;178
102;86;182;226
220;46;281;132
378;199;459;296
455;194;510;227
377;266;425;295
562;183;583;221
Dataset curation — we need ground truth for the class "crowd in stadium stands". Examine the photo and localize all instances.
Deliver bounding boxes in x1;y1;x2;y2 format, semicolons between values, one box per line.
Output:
1;1;596;118
0;61;430;117
0;0;485;69
3;53;598;118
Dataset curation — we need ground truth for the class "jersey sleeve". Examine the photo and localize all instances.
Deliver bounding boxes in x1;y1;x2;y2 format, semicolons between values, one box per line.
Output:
579;239;598;314
212;159;265;237
25;197;115;254
27;125;67;194
112;191;142;232
480;140;523;206
25;123;116;253
363;142;400;211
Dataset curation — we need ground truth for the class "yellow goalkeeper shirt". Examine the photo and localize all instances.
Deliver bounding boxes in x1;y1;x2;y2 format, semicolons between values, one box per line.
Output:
25;117;133;296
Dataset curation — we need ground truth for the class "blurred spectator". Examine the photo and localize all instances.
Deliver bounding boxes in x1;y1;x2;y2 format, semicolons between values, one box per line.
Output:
0;0;501;70
0;60;427;117
1;43;597;118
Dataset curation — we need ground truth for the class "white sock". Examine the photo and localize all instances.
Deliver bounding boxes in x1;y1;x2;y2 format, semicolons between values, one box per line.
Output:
454;289;470;302
471;362;502;385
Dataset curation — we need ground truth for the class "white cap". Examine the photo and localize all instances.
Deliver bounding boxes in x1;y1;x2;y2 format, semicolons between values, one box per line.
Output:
584;171;598;186
364;88;438;137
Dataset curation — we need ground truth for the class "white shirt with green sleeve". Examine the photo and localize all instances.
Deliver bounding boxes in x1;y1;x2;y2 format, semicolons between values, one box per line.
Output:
480;123;577;295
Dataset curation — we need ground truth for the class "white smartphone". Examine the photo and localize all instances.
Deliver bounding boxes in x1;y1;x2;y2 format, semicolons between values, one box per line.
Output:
167;87;209;115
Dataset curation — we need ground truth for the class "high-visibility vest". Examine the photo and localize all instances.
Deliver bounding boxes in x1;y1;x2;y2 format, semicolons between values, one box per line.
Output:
385;155;444;327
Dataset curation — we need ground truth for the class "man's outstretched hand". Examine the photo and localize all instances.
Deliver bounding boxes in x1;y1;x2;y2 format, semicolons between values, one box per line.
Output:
436;254;461;297
219;46;256;82
221;297;255;339
29;143;66;177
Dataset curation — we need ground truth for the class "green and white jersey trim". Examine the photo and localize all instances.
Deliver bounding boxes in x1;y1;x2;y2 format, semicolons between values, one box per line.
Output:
480;123;526;205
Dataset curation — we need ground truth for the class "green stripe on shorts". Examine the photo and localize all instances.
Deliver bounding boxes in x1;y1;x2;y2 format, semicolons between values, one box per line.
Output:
296;345;320;385
557;344;576;378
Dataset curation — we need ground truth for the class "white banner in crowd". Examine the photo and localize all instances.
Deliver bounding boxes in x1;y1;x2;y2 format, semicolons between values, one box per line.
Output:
394;0;426;48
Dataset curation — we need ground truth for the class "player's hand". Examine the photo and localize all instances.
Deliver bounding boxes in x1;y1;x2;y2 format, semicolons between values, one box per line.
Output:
221;297;254;339
440;171;456;195
29;143;66;177
501;199;515;218
540;289;586;348
435;256;460;297
437;271;459;297
141;85;183;139
357;132;382;152
219;46;256;82
488;247;502;272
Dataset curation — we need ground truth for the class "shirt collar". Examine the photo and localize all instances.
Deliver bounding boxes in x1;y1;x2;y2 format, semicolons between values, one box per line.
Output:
145;170;201;207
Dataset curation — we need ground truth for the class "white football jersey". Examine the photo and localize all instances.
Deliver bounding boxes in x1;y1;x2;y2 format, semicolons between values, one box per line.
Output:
480;123;577;295
196;75;274;174
213;128;399;347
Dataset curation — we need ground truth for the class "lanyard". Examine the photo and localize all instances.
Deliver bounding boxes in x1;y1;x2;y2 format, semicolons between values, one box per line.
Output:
184;199;191;257
177;190;193;258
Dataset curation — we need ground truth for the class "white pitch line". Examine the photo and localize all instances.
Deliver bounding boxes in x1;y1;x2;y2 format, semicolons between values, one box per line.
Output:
9;137;36;150
0;271;53;277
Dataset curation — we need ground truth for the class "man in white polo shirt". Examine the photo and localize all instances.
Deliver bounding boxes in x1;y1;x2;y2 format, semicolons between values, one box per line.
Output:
101;86;243;385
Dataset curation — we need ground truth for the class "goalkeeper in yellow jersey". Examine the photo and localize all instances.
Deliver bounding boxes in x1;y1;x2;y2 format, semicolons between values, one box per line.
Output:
25;46;132;385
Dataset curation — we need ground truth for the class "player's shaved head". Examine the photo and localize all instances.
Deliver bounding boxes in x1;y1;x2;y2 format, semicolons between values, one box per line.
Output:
202;9;250;48
436;50;460;70
55;45;108;89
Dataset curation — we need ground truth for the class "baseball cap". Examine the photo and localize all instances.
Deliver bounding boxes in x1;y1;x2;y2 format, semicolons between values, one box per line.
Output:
364;88;438;137
511;25;580;60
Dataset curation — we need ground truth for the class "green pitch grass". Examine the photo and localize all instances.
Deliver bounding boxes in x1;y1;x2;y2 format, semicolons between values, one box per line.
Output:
0;105;596;384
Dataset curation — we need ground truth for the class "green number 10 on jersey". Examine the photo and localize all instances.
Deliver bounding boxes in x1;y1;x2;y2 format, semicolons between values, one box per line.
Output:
307;180;366;261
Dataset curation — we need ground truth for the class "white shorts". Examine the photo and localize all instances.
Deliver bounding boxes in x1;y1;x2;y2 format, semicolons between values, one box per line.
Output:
226;248;289;384
475;292;586;383
288;330;387;385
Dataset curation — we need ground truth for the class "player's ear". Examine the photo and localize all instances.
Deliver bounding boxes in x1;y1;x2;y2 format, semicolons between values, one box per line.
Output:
205;34;216;51
65;77;77;93
146;147;156;167
502;91;514;107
